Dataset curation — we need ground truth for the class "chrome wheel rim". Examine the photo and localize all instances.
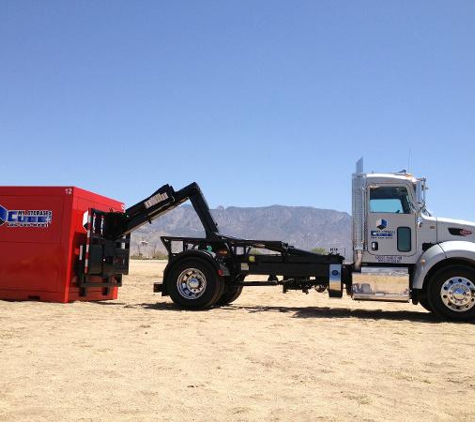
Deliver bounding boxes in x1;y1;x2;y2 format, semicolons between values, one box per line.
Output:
440;276;475;312
177;268;207;299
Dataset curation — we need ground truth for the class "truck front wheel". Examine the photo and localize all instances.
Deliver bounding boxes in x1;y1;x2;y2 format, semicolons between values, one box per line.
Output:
427;265;475;321
418;293;433;313
167;258;224;310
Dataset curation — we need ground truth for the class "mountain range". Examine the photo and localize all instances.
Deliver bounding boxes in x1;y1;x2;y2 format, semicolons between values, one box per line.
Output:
131;204;352;259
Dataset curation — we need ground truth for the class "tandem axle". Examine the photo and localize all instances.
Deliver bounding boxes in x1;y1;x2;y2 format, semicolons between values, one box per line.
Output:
153;234;349;304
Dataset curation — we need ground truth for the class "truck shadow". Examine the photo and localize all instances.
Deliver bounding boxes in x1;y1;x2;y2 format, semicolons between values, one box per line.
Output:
231;305;446;323
138;301;462;324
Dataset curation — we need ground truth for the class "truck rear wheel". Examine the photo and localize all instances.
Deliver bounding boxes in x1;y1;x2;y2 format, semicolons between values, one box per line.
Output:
427;265;475;321
216;284;243;306
167;258;224;310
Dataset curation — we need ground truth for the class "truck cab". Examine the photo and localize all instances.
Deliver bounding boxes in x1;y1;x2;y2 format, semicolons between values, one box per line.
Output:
352;159;475;320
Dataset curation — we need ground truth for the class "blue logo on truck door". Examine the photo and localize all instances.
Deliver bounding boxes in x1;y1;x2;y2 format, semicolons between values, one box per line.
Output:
0;205;53;228
371;219;394;238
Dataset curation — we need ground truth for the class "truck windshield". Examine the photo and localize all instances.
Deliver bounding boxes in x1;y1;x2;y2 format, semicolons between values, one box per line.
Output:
369;186;412;214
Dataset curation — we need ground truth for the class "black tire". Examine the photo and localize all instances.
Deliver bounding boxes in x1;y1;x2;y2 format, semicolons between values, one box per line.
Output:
427;265;475;321
166;258;224;310
216;284;243;306
418;294;433;313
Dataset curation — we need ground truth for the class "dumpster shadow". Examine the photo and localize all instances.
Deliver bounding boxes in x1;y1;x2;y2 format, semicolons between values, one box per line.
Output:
93;300;177;311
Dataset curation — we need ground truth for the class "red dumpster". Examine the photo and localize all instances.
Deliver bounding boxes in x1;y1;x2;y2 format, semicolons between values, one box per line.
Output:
0;186;125;302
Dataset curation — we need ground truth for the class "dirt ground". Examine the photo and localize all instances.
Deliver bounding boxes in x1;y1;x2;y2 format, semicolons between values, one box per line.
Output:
1;260;475;422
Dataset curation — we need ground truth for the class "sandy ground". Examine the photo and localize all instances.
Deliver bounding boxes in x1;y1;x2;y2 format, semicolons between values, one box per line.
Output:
1;260;475;422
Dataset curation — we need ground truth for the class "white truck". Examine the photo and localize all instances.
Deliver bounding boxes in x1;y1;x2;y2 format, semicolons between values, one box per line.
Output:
351;158;475;320
81;159;475;321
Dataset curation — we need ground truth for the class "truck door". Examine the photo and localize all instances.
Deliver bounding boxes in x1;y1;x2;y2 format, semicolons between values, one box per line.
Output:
366;184;417;262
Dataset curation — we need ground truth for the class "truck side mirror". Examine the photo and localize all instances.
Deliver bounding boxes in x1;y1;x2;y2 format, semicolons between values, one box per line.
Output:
415;179;425;209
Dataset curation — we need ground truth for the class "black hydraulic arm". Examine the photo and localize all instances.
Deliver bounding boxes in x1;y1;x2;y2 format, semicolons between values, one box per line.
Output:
108;182;220;240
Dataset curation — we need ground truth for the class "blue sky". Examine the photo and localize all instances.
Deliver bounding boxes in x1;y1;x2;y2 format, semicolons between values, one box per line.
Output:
1;1;474;219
